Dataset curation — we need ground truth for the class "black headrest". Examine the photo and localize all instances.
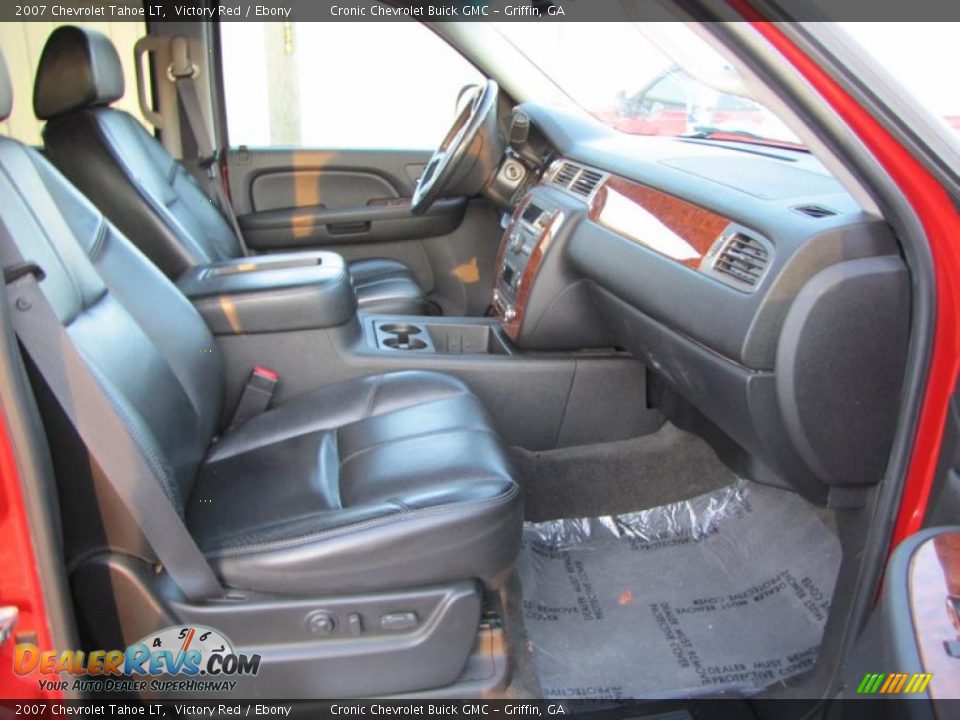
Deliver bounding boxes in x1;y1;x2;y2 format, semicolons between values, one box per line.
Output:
34;26;124;120
0;50;12;124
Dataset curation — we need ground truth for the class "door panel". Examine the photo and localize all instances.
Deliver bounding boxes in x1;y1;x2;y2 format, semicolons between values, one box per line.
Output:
237;198;466;250
924;392;960;527
226;148;430;215
878;527;960;702
225;148;503;316
249;169;400;213
846;385;960;704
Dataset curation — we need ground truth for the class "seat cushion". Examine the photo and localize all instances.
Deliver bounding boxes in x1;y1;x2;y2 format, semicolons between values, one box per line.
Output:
187;371;521;594
348;258;429;315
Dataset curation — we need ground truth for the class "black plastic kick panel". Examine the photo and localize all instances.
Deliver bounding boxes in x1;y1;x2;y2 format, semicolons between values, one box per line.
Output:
71;554;483;698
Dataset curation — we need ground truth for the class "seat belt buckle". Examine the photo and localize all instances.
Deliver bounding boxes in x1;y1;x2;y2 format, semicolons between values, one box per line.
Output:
228;365;278;430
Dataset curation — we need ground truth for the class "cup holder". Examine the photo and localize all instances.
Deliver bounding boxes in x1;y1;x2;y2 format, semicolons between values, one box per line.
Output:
383;336;428;351
375;321;432;352
380;323;423;335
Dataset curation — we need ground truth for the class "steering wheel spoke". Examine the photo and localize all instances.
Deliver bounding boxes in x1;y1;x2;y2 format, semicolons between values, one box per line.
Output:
411;80;499;215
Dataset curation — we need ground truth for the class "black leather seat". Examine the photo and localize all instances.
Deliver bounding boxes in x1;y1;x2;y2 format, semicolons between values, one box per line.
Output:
32;26;428;316
0;52;520;595
192;372;520;593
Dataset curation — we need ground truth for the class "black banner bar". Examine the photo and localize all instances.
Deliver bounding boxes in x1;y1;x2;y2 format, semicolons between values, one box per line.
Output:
3;0;960;23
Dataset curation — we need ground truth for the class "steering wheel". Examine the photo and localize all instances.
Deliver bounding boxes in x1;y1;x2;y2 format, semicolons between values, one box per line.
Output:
411;79;500;215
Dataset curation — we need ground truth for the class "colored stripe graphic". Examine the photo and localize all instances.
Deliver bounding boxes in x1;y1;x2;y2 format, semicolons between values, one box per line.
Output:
856;673;874;694
904;674;920;693
857;672;932;694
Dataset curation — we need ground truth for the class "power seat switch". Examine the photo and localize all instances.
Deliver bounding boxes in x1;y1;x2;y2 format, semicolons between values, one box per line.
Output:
305;610;336;636
348;613;363;637
379;612;418;632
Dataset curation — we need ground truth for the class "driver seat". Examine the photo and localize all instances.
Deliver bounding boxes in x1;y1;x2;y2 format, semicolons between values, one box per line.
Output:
33;26;428;315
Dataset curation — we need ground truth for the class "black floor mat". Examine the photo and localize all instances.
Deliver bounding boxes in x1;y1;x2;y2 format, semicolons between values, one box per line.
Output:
510;423;736;522
517;480;841;699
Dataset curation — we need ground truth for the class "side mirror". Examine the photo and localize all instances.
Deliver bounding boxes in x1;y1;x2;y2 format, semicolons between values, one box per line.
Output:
615;90;629;116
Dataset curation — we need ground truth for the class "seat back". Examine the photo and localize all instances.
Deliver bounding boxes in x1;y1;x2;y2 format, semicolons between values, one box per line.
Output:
35;26;243;279
0;50;223;531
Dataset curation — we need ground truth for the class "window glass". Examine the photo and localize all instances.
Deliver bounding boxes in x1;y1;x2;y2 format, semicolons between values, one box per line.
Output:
839;23;960;147
219;22;483;149
0;22;149;145
493;22;801;149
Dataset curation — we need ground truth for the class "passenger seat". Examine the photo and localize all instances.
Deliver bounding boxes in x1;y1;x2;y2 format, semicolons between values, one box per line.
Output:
0;49;520;695
33;26;429;315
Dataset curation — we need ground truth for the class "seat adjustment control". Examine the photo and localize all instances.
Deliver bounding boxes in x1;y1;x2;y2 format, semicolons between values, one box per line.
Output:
348;613;363;637
379;612;418;632
305;610;336;636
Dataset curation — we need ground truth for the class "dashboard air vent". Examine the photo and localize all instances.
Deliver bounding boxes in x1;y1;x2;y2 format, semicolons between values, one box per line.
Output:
714;234;769;288
571;168;604;197
553;162;580;188
792;204;837;218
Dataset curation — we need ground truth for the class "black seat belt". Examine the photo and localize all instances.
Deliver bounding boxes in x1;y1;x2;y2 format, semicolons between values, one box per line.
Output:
168;38;249;256
0;224;223;603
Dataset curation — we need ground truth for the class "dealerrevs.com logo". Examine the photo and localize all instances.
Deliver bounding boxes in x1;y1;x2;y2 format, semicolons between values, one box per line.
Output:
14;625;261;694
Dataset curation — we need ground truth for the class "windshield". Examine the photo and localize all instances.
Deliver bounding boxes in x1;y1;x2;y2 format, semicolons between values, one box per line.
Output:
493;22;802;149
839;23;960;150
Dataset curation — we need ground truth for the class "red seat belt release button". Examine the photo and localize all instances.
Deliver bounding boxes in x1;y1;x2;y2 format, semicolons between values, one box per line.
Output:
253;365;279;383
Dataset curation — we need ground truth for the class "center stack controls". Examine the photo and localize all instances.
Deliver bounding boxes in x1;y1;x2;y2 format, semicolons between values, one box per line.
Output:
493;200;555;324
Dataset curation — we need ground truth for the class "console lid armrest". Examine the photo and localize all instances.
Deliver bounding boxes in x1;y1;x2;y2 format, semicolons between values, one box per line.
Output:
177;251;356;334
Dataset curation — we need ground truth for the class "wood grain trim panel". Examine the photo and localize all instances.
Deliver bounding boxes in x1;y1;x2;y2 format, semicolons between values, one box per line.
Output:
908;533;960;699
494;201;563;343
502;212;562;342
588;175;731;269
493;197;530;300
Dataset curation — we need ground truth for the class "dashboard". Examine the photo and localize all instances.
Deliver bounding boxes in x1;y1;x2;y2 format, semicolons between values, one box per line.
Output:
491;103;911;502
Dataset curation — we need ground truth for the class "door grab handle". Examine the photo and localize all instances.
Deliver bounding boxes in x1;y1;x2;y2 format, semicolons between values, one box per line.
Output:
327;222;371;236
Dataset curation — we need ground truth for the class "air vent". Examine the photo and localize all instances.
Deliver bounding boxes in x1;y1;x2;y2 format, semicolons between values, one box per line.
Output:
714;234;769;288
571;168;604;197
553;162;580;188
792;204;837;219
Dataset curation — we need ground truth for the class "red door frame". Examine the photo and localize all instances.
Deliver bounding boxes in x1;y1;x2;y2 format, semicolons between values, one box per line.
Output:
0;410;60;699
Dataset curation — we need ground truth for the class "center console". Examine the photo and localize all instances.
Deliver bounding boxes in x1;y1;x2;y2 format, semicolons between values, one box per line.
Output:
489;186;610;351
177;251;355;335
185;215;652;452
491;197;564;342
368;317;513;355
